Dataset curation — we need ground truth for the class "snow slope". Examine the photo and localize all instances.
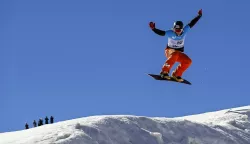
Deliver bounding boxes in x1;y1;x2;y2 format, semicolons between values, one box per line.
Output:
0;106;250;144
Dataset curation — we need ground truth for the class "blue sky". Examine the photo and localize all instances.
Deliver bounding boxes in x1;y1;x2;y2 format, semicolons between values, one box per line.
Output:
1;0;250;132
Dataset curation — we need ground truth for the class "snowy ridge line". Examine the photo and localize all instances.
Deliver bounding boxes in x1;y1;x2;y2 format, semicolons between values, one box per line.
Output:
0;105;250;144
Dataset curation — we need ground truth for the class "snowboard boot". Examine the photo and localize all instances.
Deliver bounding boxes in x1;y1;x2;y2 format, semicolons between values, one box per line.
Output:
160;72;171;79
172;74;184;82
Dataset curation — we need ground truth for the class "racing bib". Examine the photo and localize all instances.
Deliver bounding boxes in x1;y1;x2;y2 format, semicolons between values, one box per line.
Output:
168;39;184;48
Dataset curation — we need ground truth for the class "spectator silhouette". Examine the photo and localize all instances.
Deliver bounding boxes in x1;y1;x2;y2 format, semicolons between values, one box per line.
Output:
45;116;49;124
50;116;54;124
38;118;43;126
38;119;40;126
25;123;29;129
33;120;37;127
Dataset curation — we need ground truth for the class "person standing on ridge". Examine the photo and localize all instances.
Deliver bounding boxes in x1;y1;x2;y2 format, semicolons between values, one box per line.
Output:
45;116;49;124
33;120;37;127
38;118;43;126
149;9;202;82
25;123;29;129
50;116;54;124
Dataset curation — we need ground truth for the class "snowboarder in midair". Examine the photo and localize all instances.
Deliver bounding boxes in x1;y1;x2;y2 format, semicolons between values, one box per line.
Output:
149;9;202;82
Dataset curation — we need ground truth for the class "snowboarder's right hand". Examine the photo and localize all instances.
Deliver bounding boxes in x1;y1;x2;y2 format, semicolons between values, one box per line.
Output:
198;9;202;16
149;22;155;29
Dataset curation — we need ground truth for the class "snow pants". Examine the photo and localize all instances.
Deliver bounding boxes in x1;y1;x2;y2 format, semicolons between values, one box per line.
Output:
161;48;192;77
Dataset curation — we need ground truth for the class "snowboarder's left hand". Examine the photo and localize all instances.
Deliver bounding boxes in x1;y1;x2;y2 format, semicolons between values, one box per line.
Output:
198;9;202;16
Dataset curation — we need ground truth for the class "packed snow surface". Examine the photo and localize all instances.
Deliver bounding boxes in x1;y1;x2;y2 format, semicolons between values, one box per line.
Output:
1;106;250;144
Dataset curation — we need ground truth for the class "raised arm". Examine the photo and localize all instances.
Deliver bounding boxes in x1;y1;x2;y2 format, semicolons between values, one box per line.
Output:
188;9;202;28
149;22;166;36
